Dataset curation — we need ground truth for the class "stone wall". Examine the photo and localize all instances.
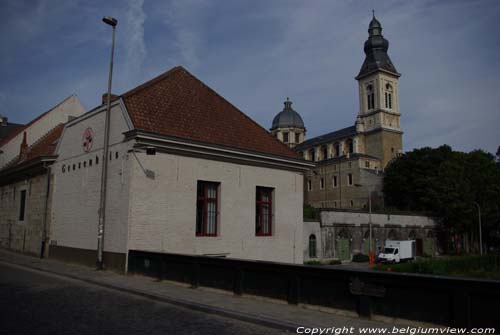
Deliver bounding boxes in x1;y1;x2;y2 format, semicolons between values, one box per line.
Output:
0;173;50;256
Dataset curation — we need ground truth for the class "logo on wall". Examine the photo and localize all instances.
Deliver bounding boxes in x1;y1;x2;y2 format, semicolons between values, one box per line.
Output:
82;127;94;152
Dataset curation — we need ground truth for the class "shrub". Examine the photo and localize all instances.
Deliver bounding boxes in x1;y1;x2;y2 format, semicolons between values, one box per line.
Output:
305;260;323;266
328;259;342;265
352;253;370;263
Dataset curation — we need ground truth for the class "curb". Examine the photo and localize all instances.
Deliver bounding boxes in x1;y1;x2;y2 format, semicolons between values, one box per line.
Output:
0;259;301;332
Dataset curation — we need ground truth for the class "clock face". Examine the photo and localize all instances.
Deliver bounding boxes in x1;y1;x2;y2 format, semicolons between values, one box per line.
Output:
82;127;94;152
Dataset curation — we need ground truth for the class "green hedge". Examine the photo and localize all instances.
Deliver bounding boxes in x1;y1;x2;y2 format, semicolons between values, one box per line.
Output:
375;254;500;279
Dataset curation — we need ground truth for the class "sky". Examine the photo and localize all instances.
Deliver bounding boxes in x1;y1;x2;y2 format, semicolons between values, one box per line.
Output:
1;0;499;154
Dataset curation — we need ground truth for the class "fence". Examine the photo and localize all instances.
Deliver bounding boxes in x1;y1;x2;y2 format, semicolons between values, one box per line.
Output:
128;250;500;328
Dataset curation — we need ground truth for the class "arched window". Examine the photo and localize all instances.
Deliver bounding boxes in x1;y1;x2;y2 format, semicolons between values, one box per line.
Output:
309;149;316;161
334;142;340;157
309;235;317;258
345;139;354;154
385;84;393;109
366;84;375;110
321;145;328;160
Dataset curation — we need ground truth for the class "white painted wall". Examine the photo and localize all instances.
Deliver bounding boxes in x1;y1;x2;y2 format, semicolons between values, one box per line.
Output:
0;95;85;168
127;151;304;264
51;102;132;254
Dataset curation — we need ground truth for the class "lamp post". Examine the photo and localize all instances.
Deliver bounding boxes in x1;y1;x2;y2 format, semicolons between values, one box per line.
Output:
97;16;117;270
355;183;374;266
472;201;483;255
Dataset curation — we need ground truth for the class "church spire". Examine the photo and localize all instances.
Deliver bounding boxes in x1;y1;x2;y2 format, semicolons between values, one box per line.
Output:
356;13;399;80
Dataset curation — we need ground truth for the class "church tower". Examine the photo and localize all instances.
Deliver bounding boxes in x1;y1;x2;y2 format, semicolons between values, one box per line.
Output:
355;13;403;168
270;98;306;148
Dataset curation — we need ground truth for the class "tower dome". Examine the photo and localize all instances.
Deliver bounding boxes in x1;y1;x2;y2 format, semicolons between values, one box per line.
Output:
270;98;306;148
270;98;305;130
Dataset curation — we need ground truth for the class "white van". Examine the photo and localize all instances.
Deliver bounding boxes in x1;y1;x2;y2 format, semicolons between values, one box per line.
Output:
377;240;416;263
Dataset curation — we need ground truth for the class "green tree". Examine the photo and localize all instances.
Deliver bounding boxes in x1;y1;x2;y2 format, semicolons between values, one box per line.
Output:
384;145;500;253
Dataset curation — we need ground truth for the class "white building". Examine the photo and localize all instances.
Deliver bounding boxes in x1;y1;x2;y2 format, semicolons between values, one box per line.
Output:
50;67;313;271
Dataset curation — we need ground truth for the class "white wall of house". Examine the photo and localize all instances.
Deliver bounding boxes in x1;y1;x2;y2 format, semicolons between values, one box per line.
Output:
0;95;85;168
50;102;132;254
127;151;304;264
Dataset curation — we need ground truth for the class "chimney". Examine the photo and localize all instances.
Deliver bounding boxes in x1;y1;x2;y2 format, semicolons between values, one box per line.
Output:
19;131;28;158
102;93;119;105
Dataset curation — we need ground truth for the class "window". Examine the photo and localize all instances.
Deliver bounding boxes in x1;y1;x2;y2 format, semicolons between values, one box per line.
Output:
321;146;328;160
365;161;370;168
19;190;27;221
89;159;92;166
350;200;354;207
320;178;324;189
307;180;312;191
283;132;289;143
346;139;354;154
333;176;338;188
78;162;81;169
256;187;273;236
309;149;316;161
348;173;353;186
367;84;375;110
295;132;300;144
196;181;219;236
96;156;99;165
385;84;393;109
333;142;340;157
309;235;317;258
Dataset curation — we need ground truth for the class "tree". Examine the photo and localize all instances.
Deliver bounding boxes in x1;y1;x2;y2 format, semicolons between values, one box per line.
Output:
384;145;500;253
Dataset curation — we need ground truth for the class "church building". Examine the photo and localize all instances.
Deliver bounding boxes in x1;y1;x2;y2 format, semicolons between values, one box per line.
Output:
272;15;403;209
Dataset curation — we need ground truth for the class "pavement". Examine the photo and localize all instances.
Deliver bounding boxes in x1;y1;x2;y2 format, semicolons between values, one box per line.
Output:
0;249;413;333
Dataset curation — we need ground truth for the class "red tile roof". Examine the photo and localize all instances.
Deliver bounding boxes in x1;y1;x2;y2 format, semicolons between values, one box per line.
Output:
4;123;64;168
122;66;299;159
0;95;74;148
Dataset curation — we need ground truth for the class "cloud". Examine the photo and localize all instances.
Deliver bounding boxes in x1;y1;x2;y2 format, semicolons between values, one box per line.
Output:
123;0;147;85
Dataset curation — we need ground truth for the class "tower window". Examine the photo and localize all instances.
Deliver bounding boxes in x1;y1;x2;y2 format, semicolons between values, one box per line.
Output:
320;178;324;189
385;84;393;109
348;173;353;186
367;84;375;110
333;176;338;188
365;161;370;168
283;132;289;143
307;180;312;191
346;139;354;154
295;132;300;144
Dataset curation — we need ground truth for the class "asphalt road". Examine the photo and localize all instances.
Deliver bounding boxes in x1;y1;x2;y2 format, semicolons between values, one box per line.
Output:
0;263;287;335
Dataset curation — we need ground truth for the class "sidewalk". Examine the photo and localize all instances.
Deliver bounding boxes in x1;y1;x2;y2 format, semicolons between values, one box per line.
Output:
0;249;405;332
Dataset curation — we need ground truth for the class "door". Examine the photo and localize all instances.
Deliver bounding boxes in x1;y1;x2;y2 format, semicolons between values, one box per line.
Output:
416;238;423;256
337;238;351;261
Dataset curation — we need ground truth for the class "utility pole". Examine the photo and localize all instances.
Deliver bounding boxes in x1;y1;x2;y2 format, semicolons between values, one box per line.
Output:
97;16;118;270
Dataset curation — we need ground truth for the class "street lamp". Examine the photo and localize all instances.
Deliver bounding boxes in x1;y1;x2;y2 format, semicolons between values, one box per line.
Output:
97;16;117;270
472;201;483;255
355;183;374;266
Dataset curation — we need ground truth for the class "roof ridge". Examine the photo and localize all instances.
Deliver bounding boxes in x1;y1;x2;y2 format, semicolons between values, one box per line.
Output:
122;66;183;98
178;67;296;155
0;94;76;147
